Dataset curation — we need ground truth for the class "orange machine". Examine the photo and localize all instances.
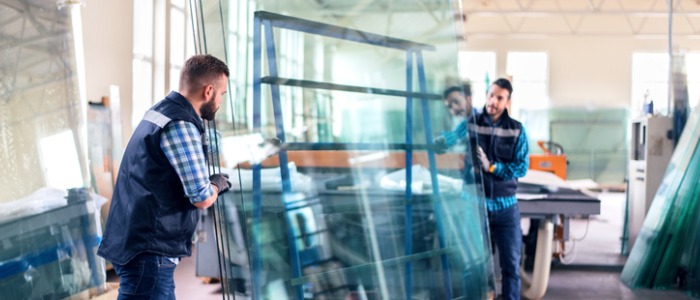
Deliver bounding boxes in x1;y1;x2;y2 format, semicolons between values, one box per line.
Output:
529;140;567;180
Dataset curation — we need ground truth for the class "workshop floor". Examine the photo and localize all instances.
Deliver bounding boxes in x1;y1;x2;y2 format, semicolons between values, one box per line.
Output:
105;192;692;299
540;192;691;299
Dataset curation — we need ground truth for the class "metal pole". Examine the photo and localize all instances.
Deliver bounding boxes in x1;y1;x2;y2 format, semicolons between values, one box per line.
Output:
252;14;263;300
668;0;673;116
404;50;414;300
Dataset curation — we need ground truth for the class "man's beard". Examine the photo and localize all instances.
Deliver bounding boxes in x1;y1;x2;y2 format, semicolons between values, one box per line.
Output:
200;94;218;121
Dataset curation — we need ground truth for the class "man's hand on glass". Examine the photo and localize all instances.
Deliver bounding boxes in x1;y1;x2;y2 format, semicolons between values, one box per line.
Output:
476;146;492;172
209;173;231;195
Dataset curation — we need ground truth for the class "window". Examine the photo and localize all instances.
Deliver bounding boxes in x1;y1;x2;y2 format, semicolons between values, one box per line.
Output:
132;0;154;128
279;29;305;135
169;0;188;92
458;51;496;110
631;53;669;117
132;0;194;128
506;52;549;117
226;0;255;129
40;131;83;189
684;53;700;112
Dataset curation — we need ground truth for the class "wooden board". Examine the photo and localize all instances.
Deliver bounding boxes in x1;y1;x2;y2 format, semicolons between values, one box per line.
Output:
238;150;465;170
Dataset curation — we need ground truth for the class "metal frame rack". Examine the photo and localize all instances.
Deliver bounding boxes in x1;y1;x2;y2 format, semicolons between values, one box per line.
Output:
252;11;451;300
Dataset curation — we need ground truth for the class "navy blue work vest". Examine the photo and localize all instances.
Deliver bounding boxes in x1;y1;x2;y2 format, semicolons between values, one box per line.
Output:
469;109;522;199
98;92;205;265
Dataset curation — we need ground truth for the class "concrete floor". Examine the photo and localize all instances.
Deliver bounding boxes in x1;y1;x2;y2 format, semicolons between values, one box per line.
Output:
105;192;694;299
539;192;691;300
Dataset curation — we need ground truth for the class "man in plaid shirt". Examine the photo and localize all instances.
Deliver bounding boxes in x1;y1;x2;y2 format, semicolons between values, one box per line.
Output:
99;54;231;299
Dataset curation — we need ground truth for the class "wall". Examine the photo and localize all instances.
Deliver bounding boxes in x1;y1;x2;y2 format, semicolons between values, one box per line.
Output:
465;35;700;109
82;0;133;146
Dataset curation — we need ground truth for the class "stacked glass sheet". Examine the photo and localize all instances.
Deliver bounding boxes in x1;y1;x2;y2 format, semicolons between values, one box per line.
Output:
621;106;700;297
189;0;495;299
0;1;105;299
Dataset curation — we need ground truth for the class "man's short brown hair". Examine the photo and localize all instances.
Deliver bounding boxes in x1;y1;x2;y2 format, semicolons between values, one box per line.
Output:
179;54;230;93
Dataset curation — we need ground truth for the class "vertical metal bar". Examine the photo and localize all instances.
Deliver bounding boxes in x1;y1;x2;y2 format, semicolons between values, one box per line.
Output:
188;0;200;54
262;21;292;193
668;0;673;116
251;14;263;300
263;19;304;300
416;51;453;298
404;50;414;300
197;0;208;54
212;2;237;298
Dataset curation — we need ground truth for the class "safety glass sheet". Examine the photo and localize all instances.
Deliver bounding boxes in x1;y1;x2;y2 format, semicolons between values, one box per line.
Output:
621;106;700;298
0;1;105;299
189;0;492;299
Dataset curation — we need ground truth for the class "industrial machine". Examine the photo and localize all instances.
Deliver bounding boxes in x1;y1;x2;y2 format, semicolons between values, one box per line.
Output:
529;140;567;180
627;116;673;249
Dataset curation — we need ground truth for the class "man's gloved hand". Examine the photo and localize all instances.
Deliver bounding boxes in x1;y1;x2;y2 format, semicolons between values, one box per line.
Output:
209;173;231;195
264;137;282;148
476;146;492;172
433;135;448;154
434;130;459;155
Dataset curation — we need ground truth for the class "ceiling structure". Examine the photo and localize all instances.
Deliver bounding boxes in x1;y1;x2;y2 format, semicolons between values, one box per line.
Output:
461;0;700;37
271;0;700;47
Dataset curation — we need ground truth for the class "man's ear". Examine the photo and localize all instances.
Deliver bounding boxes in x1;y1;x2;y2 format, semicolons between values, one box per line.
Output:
202;84;214;100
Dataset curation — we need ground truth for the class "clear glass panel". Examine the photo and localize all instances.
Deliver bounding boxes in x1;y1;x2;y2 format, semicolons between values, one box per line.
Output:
621;102;700;292
190;1;492;299
0;1;105;298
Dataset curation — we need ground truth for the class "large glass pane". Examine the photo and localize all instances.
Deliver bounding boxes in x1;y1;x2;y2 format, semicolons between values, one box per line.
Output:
0;1;105;299
190;1;491;299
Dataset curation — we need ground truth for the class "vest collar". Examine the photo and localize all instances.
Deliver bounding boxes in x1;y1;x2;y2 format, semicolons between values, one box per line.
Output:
480;107;511;126
164;91;205;133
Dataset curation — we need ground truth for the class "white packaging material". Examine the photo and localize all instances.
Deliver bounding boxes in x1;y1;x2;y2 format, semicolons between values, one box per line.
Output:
0;188;68;224
379;165;462;194
219;133;282;167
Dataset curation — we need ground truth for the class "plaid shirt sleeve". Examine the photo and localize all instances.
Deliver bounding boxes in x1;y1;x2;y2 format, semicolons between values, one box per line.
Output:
160;120;215;204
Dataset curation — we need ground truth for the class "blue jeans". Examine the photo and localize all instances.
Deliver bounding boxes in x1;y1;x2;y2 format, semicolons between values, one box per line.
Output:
113;253;177;300
489;204;522;300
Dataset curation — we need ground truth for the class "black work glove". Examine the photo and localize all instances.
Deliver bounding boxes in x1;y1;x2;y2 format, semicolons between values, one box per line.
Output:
433;136;448;154
209;173;231;195
264;137;282;148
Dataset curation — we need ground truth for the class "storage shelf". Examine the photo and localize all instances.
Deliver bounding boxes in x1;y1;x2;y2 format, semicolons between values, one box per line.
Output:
261;76;441;100
255;11;435;51
284;142;437;151
289;247;458;287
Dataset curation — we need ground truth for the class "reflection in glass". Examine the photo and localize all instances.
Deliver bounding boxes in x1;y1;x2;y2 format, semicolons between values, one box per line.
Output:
190;1;492;299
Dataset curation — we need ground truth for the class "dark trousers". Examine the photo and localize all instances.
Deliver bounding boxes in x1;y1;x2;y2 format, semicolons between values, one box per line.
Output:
489;204;522;300
113;253;177;300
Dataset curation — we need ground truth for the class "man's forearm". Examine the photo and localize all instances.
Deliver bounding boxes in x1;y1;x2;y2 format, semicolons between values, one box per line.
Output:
193;185;219;209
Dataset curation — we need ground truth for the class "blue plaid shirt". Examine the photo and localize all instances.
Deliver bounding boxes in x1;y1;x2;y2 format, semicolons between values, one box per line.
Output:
160;120;215;204
486;126;529;211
